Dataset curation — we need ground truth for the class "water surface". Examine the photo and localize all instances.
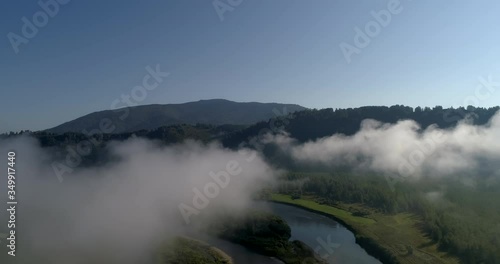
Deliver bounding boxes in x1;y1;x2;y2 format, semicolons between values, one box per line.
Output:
262;202;382;264
196;202;382;264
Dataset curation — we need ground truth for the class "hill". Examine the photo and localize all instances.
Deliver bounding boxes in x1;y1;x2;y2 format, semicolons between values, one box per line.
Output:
45;99;306;134
222;105;500;146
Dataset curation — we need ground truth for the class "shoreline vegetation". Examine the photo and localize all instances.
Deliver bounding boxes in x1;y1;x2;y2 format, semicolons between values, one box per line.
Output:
208;210;326;264
269;193;459;264
156;236;234;264
157;210;326;264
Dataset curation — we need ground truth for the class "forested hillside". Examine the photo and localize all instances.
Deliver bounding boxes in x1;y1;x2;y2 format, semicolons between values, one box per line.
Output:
6;105;499;147
223;105;500;146
275;171;500;263
45;99;306;134
4;105;500;263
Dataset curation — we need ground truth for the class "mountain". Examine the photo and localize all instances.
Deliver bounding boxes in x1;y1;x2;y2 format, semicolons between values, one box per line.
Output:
45;99;306;134
35;105;500;150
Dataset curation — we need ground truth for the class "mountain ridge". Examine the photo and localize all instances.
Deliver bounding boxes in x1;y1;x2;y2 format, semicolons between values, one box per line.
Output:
46;99;307;134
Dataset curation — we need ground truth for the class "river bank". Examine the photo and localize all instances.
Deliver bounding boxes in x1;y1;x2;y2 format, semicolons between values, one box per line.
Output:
269;194;459;264
261;201;381;264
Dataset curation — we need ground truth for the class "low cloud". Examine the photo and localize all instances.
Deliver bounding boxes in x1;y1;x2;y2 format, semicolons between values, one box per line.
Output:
266;111;500;179
0;137;275;264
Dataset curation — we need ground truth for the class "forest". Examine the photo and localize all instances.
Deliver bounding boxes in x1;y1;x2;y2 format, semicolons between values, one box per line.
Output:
3;105;500;263
4;105;500;147
274;171;500;264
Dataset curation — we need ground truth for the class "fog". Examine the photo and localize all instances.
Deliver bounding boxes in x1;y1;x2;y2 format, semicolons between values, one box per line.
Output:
0;137;276;264
3;112;500;263
265;111;500;180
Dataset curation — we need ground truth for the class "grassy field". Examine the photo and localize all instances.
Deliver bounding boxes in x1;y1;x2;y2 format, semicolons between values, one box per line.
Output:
271;194;460;264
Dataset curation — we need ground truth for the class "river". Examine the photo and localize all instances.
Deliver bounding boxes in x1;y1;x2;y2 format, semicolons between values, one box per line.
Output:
203;202;382;264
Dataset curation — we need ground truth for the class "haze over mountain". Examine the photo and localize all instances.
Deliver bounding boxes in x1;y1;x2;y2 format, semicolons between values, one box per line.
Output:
46;99;306;134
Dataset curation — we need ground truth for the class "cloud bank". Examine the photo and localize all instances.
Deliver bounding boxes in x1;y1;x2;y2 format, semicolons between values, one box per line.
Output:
0;137;275;264
266;111;500;180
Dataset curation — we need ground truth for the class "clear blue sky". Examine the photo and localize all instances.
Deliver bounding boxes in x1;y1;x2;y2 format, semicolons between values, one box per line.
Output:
1;0;500;133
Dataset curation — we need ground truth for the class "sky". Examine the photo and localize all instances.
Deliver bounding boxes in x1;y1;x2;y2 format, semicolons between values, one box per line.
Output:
1;0;500;133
